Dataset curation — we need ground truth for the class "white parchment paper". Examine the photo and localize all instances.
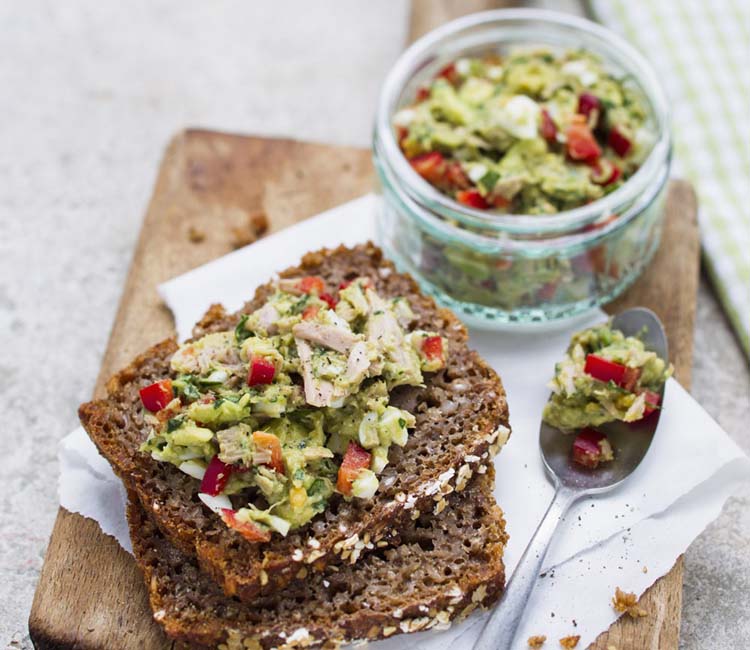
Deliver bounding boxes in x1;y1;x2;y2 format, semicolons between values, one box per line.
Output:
60;194;750;649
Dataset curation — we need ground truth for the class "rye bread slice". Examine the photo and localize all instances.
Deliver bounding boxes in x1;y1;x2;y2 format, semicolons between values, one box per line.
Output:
79;243;510;602
128;471;508;650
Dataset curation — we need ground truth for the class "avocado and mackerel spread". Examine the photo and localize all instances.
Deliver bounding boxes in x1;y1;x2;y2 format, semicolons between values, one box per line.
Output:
543;322;671;468
137;277;447;542
395;48;653;214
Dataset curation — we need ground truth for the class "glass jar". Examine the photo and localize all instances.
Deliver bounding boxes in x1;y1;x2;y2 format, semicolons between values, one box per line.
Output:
372;9;671;328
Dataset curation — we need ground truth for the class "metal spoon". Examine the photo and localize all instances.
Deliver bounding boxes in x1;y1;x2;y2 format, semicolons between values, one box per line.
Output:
474;307;669;650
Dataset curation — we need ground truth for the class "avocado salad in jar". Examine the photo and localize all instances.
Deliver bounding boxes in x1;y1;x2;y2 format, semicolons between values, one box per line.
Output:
390;47;657;313
396;48;652;213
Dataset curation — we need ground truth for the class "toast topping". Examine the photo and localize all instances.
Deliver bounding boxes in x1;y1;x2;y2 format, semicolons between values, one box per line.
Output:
140;276;448;539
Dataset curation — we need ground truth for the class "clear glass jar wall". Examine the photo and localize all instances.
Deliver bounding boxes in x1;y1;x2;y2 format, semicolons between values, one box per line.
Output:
373;9;671;327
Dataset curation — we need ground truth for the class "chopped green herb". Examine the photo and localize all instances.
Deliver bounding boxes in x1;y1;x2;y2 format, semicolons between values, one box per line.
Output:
478;170;499;192
234;314;253;343
173;375;201;402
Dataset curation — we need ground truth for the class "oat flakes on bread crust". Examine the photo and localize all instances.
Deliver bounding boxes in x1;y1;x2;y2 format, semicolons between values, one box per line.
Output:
79;243;510;602
128;471;508;650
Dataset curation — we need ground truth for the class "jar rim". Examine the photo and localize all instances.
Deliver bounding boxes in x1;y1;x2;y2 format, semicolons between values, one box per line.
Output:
374;135;671;255
374;8;672;236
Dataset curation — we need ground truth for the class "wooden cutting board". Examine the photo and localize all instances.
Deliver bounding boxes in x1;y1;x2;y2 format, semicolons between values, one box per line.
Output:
28;129;698;650
29;3;699;647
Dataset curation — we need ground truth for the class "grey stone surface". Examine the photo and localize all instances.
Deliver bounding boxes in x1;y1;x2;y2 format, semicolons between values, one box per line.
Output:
0;3;747;650
0;3;408;647
680;278;750;647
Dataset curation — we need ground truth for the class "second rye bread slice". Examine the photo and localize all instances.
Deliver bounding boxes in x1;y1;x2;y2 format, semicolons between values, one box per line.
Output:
79;243;510;602
129;471;508;650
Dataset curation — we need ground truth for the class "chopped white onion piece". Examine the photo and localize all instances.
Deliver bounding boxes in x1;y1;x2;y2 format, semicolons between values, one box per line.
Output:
455;58;471;76
561;60;598;87
393;108;416;127
179;460;206;481
467;164;488;183
487;65;503;80
198;492;232;513
205;369;228;384
500;95;541;140
261;514;291;537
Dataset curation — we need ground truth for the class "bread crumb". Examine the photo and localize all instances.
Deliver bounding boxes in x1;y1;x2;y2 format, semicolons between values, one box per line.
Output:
188;225;206;243
231;211;268;249
559;635;580;648
528;635;547;647
612;587;648;618
642;566;648;573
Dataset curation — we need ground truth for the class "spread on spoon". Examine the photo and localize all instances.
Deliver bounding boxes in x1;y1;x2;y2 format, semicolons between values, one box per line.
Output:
543;321;671;468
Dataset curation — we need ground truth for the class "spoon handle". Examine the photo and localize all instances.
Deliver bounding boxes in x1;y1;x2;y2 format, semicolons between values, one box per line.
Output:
473;485;579;650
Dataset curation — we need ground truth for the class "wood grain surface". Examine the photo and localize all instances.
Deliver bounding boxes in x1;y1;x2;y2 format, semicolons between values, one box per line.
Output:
29;3;699;647
28;130;698;650
28;133;375;650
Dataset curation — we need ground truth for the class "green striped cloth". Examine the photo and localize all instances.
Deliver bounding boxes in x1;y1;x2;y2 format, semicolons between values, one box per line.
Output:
592;0;750;358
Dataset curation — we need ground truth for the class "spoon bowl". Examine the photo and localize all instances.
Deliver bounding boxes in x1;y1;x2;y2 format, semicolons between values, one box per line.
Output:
474;307;669;650
540;307;669;492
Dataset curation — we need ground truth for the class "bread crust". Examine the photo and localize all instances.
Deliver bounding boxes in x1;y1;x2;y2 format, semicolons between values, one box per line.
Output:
79;243;510;602
128;471;508;650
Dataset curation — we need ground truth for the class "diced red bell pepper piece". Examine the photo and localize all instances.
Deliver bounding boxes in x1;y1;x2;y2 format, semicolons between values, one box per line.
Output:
337;442;372;496
200;455;233;496
247;356;276;386
436;62;460;85
296;276;325;296
584;354;628;385
540;109;558;143
583;214;618;233
621;366;641;392
410;151;446;185
139;379;173;412
578;93;601;122
587;245;607;275
421;335;443;361
301;304;320;320
641;390;661;417
415;86;431;103
494;257;513;271
455;189;489;209
396;125;409;146
566;123;602;164
592;161;622;186
491;194;511;209
220;508;271;543
320;292;338;309
445;162;471;190
571;429;613;469
608;127;632;157
607;164;622;185
537;282;558;302
252;431;285;473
